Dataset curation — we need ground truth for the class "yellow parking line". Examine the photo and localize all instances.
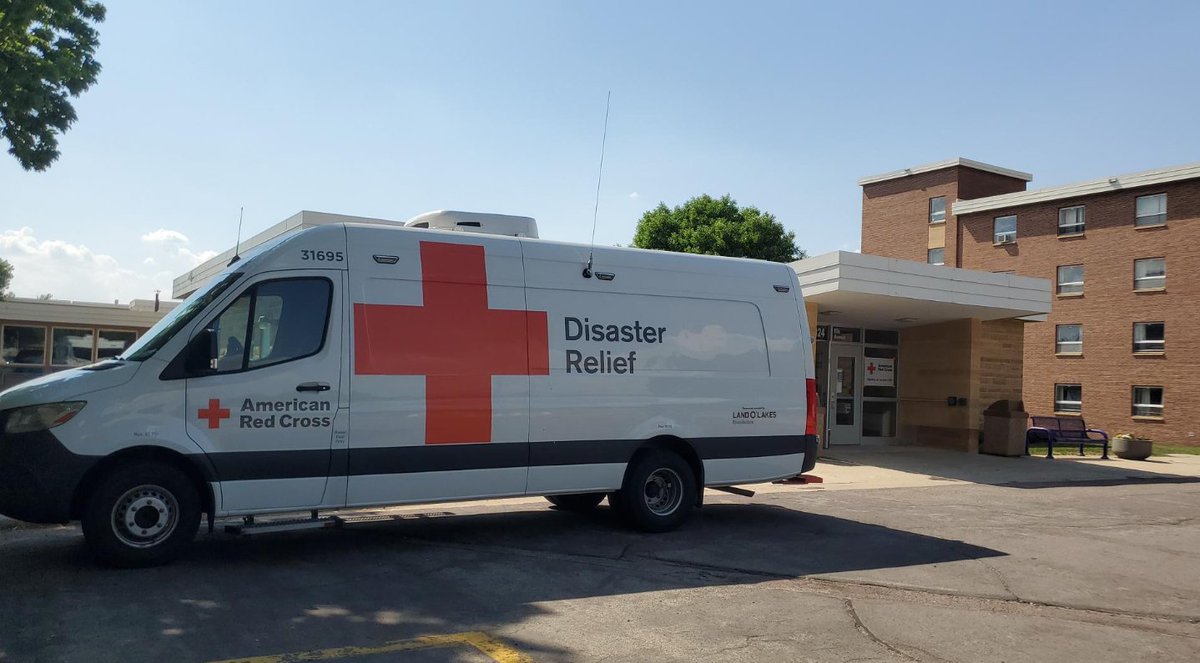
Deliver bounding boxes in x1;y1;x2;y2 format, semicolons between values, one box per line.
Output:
209;631;532;663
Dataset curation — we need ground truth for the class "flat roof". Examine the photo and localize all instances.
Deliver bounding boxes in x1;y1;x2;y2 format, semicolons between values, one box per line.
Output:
791;251;1050;329
857;158;1033;187
0;297;178;329
953;161;1200;215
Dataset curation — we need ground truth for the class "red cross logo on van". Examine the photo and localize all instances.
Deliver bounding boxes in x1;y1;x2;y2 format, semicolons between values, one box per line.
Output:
197;399;231;429
353;241;550;445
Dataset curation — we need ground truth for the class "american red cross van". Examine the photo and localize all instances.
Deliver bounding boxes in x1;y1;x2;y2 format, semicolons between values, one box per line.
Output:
0;217;818;566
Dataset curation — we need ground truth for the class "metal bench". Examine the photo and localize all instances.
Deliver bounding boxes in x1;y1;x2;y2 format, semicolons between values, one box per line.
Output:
1026;416;1109;459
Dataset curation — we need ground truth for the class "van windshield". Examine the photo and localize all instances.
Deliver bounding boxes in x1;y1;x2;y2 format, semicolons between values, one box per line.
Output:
121;272;244;362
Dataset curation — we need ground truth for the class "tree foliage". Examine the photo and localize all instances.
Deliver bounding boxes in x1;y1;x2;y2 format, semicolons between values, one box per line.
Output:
0;0;106;171
0;257;13;299
631;194;803;263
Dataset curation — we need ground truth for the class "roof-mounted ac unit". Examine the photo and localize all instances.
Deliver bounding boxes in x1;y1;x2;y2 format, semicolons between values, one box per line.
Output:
404;210;539;238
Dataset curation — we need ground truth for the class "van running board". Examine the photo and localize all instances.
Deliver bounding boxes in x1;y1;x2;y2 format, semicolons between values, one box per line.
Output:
223;510;456;536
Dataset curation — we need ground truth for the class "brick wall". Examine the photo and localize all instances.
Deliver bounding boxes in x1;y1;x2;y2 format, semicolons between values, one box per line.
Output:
973;319;1027;429
898;320;974;450
862;169;959;263
861;166;1028;266
958;179;1200;446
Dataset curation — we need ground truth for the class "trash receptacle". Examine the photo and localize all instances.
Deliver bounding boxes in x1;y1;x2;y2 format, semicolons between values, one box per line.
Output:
981;400;1028;457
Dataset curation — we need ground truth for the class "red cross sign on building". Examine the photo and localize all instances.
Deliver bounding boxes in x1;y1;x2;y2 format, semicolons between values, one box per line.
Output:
353;241;550;445
197;399;231;429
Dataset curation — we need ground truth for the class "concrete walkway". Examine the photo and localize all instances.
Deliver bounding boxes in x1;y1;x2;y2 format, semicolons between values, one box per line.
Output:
770;445;1200;492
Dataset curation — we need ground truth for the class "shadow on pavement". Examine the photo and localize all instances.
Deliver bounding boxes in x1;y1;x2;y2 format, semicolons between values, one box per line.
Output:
823;446;1200;489
0;502;1002;662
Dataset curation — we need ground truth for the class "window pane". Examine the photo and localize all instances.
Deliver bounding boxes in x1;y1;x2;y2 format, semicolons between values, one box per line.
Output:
1058;206;1085;234
1134;258;1165;289
1056;324;1082;353
993;215;1017;243
1136;194;1167;227
213;292;252;372
97;330;138;359
1132;386;1164;417
1133;322;1165;352
863;400;897;437
2;325;47;366
51;328;95;366
929;197;946;223
247;279;332;369
1055;384;1082;413
927;248;944;265
1057;265;1084;294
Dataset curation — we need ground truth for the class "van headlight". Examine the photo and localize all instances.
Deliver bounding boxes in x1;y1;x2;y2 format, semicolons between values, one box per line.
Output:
3;402;87;435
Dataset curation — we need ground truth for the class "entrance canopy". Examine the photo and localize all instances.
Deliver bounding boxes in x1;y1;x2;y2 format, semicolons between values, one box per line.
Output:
791;251;1050;328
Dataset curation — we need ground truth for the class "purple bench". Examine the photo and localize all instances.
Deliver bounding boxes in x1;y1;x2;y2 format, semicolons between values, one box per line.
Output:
1026;416;1109;459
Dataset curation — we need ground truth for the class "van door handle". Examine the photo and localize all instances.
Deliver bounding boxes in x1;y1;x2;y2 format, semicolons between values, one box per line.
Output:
296;382;331;392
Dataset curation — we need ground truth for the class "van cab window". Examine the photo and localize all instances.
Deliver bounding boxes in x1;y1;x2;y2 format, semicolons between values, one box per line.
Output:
207;278;331;373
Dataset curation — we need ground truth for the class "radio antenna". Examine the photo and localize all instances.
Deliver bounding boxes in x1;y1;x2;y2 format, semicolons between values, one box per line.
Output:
583;91;611;278
228;206;244;266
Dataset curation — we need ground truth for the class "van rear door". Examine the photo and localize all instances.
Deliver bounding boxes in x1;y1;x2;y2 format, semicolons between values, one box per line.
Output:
184;270;344;512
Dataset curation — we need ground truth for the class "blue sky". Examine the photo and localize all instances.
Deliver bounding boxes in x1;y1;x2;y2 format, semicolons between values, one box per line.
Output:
2;0;1198;301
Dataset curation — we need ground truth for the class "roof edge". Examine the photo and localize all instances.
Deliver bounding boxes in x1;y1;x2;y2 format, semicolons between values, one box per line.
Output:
952;161;1200;215
858;157;1033;186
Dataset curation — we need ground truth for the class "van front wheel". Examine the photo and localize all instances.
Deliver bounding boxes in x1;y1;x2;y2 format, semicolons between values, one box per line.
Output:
81;461;201;568
616;449;696;532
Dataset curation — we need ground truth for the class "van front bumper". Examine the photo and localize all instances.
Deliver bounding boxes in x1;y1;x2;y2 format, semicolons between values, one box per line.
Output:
0;430;96;524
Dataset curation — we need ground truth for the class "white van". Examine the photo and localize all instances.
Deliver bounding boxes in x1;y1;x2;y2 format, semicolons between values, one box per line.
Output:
0;218;818;566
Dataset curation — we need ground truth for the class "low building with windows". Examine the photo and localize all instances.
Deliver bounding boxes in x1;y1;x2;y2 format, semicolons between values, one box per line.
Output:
861;158;1200;446
0;297;177;390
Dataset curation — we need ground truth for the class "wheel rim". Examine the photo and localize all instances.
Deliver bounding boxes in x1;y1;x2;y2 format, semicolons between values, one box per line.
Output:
110;484;179;549
643;468;683;516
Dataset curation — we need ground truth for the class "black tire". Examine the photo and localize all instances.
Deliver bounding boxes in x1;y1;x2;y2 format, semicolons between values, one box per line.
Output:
545;493;606;512
615;449;696;533
81;461;201;568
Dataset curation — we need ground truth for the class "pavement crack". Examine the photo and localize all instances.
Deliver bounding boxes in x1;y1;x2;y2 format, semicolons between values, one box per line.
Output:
974;557;1021;602
842;598;921;661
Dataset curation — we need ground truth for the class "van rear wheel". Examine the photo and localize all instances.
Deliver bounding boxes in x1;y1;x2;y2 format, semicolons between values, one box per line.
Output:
545;493;605;511
81;461;201;568
616;449;696;532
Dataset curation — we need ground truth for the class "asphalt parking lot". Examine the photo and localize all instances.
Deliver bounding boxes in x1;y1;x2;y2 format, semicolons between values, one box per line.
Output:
1;451;1198;662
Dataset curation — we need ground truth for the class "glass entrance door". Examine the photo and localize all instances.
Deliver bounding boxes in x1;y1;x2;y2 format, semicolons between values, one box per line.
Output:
829;343;862;445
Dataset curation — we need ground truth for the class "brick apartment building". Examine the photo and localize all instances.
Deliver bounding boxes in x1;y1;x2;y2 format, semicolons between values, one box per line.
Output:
860;158;1200;447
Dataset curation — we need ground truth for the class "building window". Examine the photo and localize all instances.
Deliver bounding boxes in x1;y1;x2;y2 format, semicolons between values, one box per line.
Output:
1;325;48;367
97;329;138;360
1134;257;1165;291
1055;384;1082;414
927;248;944;265
1135;193;1167;227
1056;264;1084;295
51;327;95;367
1133;322;1165;353
929;197;946;224
1132;386;1164;418
1058;206;1085;235
1055;324;1082;354
993;215;1017;244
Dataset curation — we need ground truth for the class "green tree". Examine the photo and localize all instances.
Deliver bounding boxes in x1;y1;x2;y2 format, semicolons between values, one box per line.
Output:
631;194;803;262
0;257;13;299
0;0;106;171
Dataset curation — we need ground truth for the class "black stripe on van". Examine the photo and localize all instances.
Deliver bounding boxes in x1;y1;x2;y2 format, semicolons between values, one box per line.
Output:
201;435;813;481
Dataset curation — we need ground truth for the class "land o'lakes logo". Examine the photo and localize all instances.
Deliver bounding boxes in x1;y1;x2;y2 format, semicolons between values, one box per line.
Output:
731;406;777;424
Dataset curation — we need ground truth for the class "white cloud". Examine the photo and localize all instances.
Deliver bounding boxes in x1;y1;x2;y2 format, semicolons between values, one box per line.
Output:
1;227;216;303
628;192;639;199
141;228;190;244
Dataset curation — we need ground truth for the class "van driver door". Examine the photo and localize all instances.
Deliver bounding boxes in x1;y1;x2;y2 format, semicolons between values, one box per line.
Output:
184;270;345;513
